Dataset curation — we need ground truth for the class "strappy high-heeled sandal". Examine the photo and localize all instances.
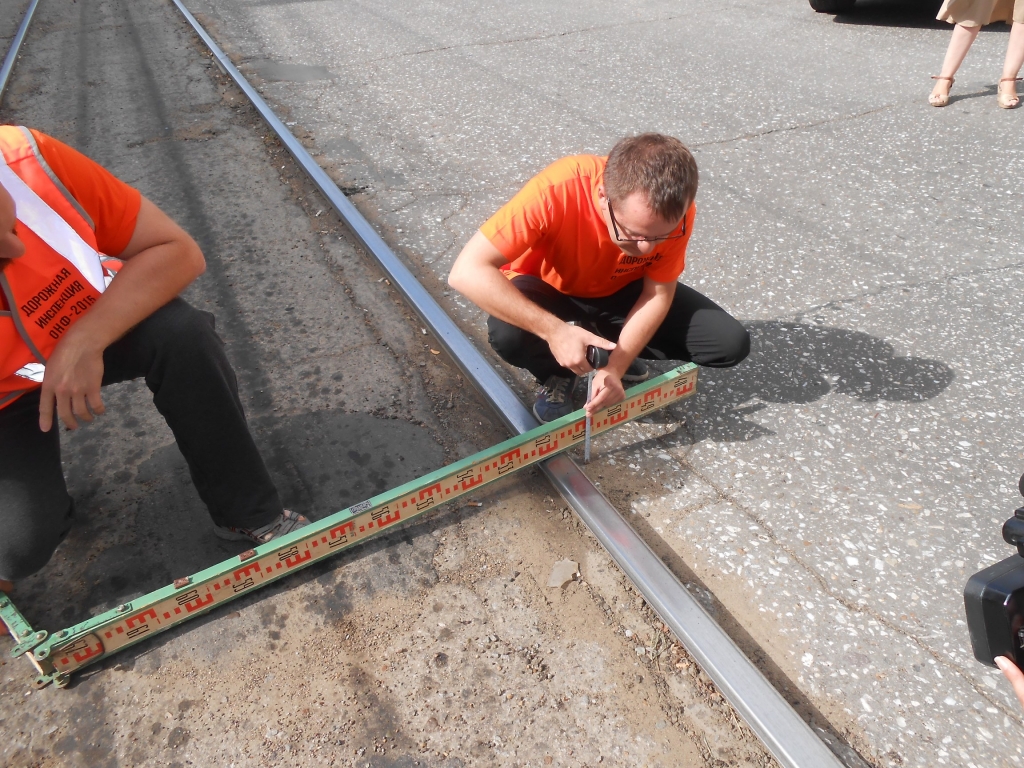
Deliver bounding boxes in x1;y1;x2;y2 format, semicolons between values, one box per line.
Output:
997;77;1022;109
929;75;954;107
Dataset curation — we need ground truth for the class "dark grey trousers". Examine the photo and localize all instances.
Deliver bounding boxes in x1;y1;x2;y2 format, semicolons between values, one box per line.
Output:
0;298;283;581
487;276;750;382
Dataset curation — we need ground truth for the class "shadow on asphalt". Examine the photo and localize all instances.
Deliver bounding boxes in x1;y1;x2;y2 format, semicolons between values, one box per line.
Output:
829;0;1013;30
946;84;1001;104
10;410;450;634
670;320;955;443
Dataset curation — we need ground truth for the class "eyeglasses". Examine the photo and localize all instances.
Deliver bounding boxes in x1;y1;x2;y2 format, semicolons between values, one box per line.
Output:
607;200;687;243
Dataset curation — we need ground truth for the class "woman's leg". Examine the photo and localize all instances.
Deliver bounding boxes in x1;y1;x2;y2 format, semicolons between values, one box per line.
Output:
999;22;1024;105
931;23;981;102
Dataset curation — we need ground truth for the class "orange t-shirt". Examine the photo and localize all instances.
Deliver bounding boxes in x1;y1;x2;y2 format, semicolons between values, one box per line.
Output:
30;129;142;257
480;154;695;299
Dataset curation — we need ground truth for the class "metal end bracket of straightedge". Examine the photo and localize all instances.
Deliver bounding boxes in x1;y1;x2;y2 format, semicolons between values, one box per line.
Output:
6;364;697;687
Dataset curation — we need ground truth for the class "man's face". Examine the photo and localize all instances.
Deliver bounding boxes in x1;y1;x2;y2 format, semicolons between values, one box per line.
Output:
598;188;684;257
0;184;25;265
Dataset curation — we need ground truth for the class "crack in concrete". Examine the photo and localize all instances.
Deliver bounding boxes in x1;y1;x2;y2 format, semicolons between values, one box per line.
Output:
363;15;686;64
783;259;1024;324
438;193;473;260
692;104;897;150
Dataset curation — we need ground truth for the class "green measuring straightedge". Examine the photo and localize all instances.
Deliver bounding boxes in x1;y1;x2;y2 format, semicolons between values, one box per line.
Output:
1;364;697;689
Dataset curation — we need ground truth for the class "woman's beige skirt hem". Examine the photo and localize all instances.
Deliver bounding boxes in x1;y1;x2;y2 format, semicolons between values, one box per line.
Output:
936;0;1024;25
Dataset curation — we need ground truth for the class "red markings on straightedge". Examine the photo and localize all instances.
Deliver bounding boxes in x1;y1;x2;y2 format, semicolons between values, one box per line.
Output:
54;635;105;670
47;368;698;677
73;639;102;663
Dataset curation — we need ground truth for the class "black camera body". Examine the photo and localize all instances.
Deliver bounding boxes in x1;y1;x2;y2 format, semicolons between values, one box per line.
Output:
964;475;1024;668
965;552;1024;668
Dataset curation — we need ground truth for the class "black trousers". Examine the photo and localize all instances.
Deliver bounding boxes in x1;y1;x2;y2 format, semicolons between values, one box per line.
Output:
0;298;283;581
487;276;750;382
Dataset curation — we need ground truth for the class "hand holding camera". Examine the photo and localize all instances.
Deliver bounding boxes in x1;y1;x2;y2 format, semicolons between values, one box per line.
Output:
995;656;1024;710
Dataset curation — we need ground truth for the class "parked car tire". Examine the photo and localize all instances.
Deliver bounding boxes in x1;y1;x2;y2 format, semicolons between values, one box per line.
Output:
809;0;856;12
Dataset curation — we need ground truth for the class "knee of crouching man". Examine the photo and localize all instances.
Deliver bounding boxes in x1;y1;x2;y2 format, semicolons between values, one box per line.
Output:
729;324;751;367
709;321;750;368
0;533;61;582
486;317;528;360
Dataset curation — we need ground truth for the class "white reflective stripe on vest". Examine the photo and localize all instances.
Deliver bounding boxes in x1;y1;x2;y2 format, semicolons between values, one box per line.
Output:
0;161;106;293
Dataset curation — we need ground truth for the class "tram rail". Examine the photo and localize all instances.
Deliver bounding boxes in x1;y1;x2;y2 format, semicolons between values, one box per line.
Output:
0;0;41;105
0;4;852;766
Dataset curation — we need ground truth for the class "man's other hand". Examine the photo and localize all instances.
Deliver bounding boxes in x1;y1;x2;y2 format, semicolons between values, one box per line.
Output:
38;329;105;432
547;323;615;377
586;369;625;415
996;656;1024;712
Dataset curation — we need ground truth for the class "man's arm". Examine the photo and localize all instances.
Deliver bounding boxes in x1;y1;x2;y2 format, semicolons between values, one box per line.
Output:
586;277;675;415
448;231;614;375
38;196;205;432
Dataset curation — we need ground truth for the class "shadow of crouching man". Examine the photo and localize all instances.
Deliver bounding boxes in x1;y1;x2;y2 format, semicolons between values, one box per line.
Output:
674;320;955;444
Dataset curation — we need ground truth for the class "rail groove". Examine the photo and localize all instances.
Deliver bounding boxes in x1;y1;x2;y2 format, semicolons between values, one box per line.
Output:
0;0;41;106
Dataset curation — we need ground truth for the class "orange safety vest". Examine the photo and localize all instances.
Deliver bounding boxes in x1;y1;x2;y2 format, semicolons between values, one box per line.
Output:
0;126;121;409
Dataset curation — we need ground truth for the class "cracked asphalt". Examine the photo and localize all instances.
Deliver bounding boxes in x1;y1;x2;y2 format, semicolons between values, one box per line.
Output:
175;0;1024;765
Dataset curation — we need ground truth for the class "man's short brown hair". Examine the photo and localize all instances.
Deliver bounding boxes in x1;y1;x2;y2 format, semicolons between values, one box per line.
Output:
603;133;698;222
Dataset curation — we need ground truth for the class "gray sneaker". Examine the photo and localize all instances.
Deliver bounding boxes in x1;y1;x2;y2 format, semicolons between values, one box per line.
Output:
622;359;650;383
214;509;311;544
532;374;577;423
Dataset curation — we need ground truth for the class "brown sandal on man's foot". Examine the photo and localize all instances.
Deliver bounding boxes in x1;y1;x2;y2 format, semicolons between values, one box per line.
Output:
929;75;954;107
998;77;1022;109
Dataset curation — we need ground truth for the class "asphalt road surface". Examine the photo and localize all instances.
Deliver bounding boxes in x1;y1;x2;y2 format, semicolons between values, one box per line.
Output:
173;0;1024;766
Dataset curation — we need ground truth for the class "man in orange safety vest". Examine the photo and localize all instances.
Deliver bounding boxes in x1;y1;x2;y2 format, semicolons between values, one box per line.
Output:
0;126;309;592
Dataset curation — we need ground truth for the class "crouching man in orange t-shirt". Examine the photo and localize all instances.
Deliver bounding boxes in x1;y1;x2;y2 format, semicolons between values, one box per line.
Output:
448;133;749;423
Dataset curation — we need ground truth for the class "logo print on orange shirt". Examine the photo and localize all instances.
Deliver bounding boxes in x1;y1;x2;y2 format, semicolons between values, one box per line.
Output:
612;250;663;278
